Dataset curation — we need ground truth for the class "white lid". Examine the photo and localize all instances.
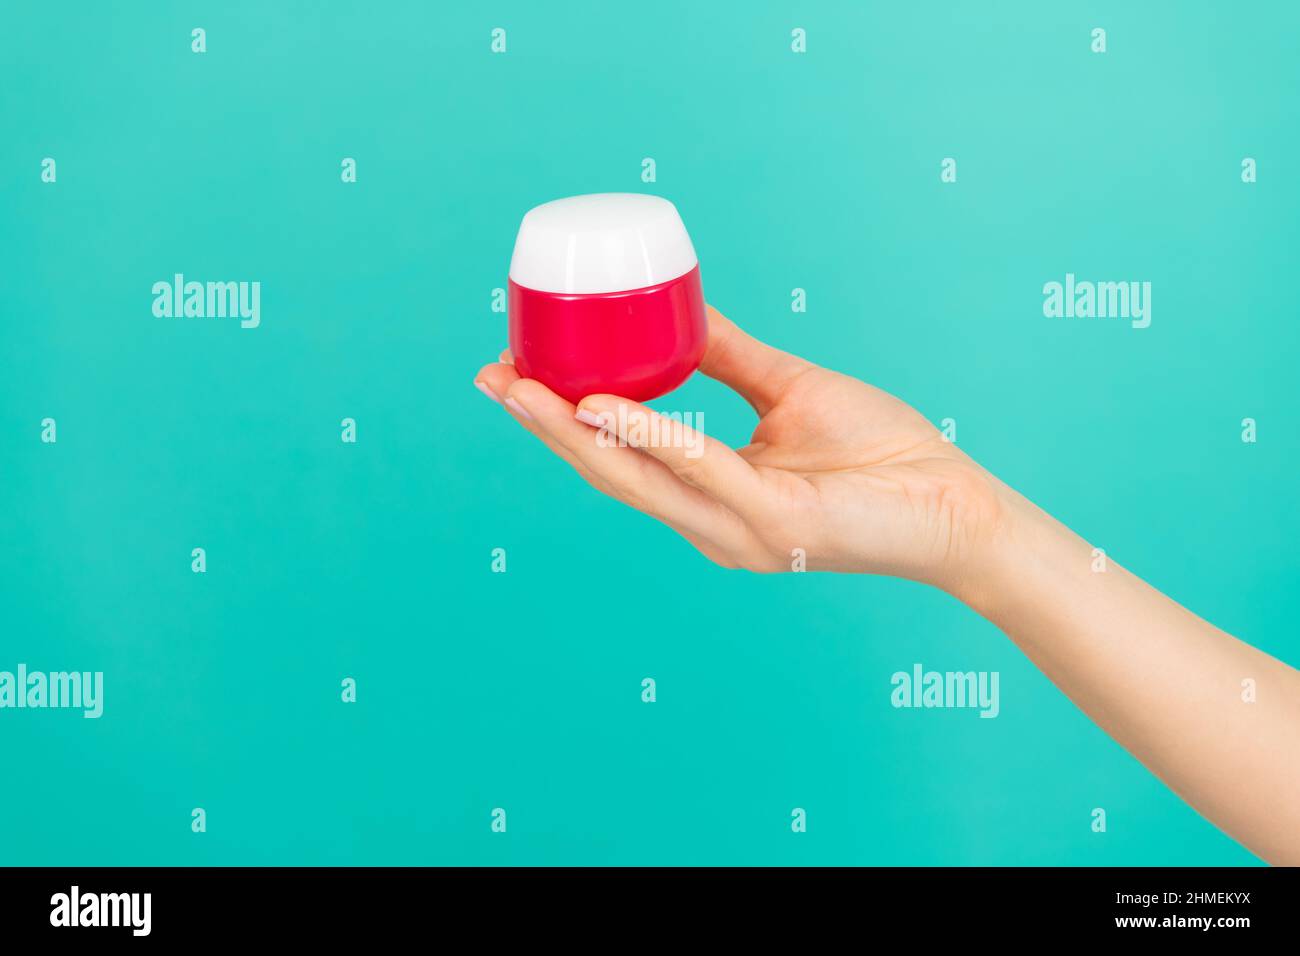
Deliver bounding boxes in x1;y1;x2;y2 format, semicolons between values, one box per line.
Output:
508;193;698;294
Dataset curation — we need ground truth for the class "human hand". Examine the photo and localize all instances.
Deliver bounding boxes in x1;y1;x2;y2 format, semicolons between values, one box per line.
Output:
474;306;1007;594
478;305;1300;866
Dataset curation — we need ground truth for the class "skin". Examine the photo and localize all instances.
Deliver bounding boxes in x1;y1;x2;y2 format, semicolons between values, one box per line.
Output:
475;304;1300;865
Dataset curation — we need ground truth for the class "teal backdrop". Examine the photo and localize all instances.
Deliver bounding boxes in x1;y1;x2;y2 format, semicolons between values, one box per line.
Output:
2;1;1296;865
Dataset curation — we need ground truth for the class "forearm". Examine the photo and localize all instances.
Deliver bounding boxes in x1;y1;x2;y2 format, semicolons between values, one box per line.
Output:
959;487;1300;865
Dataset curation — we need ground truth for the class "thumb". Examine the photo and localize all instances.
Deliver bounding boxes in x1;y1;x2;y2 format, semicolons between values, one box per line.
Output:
698;305;812;416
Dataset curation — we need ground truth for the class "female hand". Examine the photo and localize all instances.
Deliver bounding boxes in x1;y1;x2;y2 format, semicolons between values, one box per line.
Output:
476;303;1300;865
474;305;1006;595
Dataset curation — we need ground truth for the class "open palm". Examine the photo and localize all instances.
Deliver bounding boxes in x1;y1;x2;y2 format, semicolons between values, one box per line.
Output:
475;306;1004;590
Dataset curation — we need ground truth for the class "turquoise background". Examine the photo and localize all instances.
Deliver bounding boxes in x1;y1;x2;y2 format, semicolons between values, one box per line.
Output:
2;1;1296;865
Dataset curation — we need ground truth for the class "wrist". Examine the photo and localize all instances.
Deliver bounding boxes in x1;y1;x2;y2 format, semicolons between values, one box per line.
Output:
940;480;1072;621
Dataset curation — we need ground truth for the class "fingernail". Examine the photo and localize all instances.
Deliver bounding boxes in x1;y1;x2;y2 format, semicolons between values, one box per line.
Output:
505;397;533;421
475;381;500;404
575;408;605;428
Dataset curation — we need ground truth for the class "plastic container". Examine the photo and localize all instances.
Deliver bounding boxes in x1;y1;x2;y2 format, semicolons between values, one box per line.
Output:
507;193;707;404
